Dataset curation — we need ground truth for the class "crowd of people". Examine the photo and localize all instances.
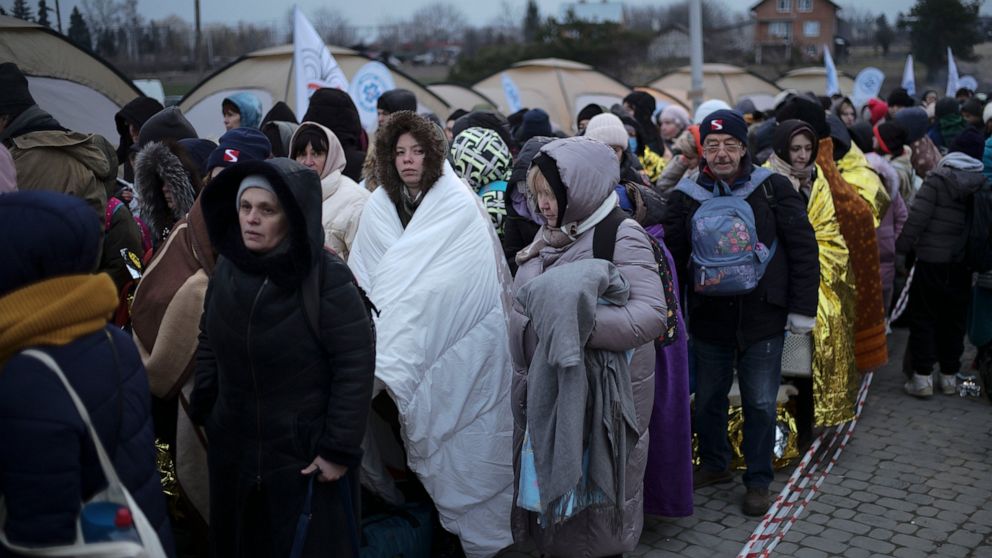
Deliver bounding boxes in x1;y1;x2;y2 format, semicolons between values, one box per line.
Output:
1;55;991;558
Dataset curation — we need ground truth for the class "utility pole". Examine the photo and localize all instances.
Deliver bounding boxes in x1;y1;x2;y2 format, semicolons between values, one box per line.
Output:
54;0;62;33
195;0;203;74
689;0;704;112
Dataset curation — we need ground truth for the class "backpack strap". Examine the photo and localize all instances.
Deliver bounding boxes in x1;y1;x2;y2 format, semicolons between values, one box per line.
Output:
300;254;379;355
731;166;775;199
592;207;630;263
673;177;714;203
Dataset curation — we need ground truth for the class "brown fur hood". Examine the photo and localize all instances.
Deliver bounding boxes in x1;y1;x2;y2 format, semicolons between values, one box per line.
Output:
373;111;447;207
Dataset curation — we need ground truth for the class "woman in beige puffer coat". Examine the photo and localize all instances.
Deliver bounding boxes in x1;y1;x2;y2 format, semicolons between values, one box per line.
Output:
290;122;369;260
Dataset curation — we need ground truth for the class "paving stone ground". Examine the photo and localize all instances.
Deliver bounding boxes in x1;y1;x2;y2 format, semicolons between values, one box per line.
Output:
497;329;992;557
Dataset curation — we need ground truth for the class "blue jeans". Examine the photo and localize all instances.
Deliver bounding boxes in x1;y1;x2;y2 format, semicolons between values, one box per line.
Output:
694;334;784;488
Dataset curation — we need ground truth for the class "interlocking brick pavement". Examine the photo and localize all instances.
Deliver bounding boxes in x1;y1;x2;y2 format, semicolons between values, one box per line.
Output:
497;330;992;557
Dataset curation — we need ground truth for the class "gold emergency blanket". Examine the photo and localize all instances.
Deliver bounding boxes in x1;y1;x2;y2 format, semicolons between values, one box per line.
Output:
690;404;799;470
729;405;799;470
156;438;181;518
818;138;888;372
808;169;859;426
639;145;668;184
836;144;891;227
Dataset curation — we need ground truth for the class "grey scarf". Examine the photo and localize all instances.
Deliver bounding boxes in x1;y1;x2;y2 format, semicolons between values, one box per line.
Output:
516;259;639;529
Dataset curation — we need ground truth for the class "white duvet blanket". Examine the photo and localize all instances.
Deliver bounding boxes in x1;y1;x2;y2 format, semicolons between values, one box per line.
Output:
349;162;515;557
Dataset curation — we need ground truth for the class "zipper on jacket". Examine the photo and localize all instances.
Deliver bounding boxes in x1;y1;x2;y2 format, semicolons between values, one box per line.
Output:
247;278;268;484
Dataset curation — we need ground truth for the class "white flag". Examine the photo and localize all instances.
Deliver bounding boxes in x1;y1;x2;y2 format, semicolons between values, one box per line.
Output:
293;5;349;121
946;47;959;98
501;73;522;113
823;45;839;96
349;61;396;133
902;55;915;97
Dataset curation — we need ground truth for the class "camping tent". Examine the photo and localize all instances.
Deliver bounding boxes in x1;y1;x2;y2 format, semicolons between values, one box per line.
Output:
428;83;497;115
0;15;143;144
632;86;690;111
474;58;654;134
649;63;781;114
776;67;856;97
179;44;449;140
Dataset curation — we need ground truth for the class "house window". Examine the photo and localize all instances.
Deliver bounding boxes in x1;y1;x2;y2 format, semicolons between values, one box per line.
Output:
777;0;791;12
770;21;791;39
803;21;820;37
798;0;812;12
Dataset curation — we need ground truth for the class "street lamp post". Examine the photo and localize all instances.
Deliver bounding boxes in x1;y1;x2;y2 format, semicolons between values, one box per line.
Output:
689;0;704;112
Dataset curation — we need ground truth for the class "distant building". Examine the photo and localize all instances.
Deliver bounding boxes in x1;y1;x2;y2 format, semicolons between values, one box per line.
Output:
648;22;755;62
560;1;625;25
751;0;840;63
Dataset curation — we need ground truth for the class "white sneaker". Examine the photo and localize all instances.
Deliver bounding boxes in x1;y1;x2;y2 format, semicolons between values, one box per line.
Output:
939;374;957;395
904;373;933;398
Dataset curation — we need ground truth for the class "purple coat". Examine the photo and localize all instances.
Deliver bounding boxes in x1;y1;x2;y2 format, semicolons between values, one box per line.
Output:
865;152;908;308
642;224;693;517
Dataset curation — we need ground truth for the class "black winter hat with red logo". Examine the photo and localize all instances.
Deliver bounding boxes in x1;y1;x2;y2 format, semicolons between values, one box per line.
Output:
699;109;749;146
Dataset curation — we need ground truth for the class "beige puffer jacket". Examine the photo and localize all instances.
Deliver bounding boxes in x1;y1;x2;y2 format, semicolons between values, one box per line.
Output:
291;122;369;261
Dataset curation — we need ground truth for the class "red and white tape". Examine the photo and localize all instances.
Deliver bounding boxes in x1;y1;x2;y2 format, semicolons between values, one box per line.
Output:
738;371;875;558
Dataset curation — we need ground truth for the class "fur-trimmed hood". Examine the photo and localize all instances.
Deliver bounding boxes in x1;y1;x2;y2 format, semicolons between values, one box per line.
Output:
135;141;199;240
374;111;447;207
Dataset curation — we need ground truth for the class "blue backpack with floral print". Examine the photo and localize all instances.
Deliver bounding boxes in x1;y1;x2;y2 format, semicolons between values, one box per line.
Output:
674;167;776;296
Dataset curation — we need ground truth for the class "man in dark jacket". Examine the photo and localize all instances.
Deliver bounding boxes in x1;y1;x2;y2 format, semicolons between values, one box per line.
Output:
0;191;174;555
897;133;986;398
662;109;819;516
0;62;144;294
115;96;164;181
376;88;418;128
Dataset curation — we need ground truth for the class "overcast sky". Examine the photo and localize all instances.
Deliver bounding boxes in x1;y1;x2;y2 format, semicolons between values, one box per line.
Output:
43;0;992;30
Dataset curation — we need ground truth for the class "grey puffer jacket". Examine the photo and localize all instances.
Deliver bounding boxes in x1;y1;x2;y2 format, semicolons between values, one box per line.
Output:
509;137;665;558
897;152;986;263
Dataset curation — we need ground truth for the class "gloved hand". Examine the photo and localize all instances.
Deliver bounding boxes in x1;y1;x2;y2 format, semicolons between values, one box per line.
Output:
786;313;816;335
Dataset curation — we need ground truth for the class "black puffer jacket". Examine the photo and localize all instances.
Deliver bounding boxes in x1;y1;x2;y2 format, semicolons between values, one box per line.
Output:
897;152;985;263
190;158;375;558
661;163;820;347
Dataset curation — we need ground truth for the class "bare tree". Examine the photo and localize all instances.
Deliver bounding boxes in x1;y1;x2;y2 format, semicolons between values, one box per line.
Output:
82;0;119;36
409;2;468;43
311;7;356;47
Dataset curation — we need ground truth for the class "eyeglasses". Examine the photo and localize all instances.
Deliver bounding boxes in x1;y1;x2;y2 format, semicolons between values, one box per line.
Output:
702;141;744;155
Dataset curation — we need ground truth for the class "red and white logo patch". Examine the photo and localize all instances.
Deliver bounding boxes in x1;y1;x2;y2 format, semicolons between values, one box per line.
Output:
710;120;724;131
223;149;240;162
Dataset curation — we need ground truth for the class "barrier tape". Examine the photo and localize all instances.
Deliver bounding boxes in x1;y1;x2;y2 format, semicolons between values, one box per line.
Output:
738;372;875;558
889;264;915;323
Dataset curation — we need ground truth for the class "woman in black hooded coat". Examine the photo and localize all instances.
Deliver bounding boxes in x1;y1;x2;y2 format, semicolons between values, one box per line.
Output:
189;158;375;558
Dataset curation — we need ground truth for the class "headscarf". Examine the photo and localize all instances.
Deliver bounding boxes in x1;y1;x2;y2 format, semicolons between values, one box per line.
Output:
769;119;818;194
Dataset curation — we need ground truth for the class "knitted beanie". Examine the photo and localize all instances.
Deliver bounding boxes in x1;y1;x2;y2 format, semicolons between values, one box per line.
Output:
583;113;629;148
